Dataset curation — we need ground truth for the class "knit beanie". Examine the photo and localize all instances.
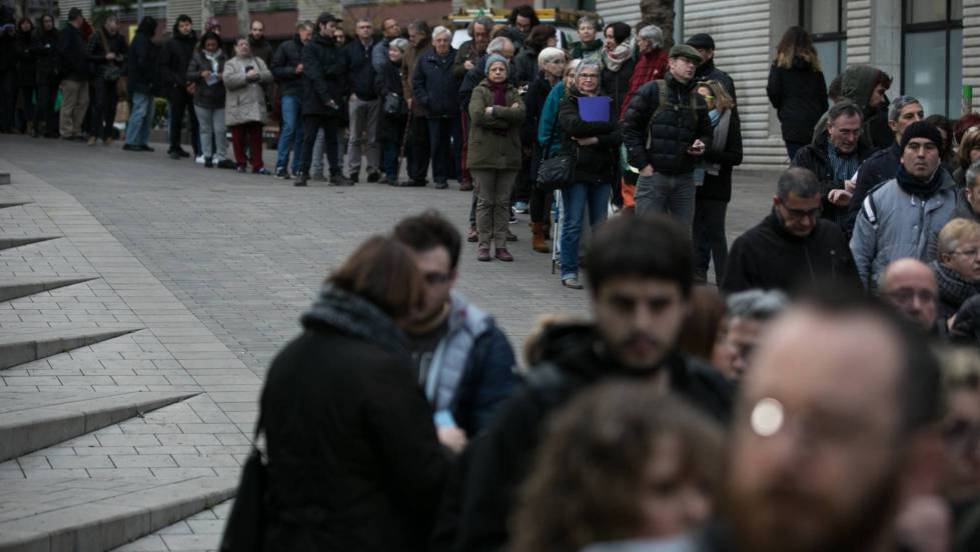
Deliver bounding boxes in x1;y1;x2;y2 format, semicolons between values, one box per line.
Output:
901;121;944;150
485;54;509;76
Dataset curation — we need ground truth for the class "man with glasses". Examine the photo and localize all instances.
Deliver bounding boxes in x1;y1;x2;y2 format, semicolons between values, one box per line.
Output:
851;122;958;291
879;258;941;334
392;211;518;446
722;167;860;294
791;101;873;229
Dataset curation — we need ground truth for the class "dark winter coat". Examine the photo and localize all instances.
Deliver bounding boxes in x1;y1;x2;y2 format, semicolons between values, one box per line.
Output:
693;58;736;103
301;33;348;117
722;210;862;294
260;286;450;552
846;141;902;233
601;55;636;121
452;39;481;80
271;35;305;98
376;58;407;143
32;28;60;84
346;37;378;101
126;20;160;95
557;87;622;184
812;64;891;150
0;26;13;74
412;47;460;118
160;25;196;91
448;322;733;552
696;108;743;203
766;57;828;144
248;35;273;67
511;46;539;87
466;80;525;170
458;54;518;115
621;73;713;175
791;130;873;228
14;29;35;87
523;71;556;146
186;49;227;109
57;23;90;81
86;28;127;82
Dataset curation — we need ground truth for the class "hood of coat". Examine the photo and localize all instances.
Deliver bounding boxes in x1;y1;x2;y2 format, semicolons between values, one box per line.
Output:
840;64;882;110
301;285;409;354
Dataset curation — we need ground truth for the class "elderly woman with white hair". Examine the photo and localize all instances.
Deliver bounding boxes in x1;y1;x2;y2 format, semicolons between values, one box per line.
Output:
524;46;568;253
411;25;463;189
931;218;980;323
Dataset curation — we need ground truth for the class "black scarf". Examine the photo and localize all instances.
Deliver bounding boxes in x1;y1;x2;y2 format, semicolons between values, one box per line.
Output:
932;261;980;311
301;285;408;354
896;164;944;198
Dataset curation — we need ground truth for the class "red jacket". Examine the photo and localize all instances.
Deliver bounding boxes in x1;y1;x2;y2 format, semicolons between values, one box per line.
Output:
620;47;669;118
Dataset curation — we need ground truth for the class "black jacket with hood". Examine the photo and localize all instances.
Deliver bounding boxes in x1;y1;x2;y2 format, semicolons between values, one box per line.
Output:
791;129;873;228
160;23;196;91
722;210;861;294
445;322;733;552
766;56;828;144
812;64;892;150
621;73;713;175
271;35;305;98
126;17;161;95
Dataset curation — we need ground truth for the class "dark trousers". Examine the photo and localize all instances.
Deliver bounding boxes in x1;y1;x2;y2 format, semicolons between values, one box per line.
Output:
407;114;430;183
231;122;264;170
426;116;461;184
35;81;59;135
90;78;118;140
693;197;729;279
15;85;36;131
169;88;200;155
301;114;340;175
458;111;472;184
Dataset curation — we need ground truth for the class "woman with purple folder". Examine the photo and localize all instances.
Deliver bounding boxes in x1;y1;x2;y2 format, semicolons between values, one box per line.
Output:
556;60;622;289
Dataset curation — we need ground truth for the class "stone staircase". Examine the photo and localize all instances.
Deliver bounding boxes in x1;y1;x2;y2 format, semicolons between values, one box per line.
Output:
0;168;258;551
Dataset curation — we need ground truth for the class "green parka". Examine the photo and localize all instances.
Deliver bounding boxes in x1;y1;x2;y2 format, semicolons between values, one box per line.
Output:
466;80;526;170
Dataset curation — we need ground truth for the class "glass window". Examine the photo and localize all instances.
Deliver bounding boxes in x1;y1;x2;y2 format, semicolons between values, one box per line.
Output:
805;0;840;34
904;31;946;116
814;40;843;84
902;1;964;117
906;0;947;23
949;28;963;115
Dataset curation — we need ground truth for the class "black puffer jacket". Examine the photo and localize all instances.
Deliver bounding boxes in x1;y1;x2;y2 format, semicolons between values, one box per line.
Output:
14;28;35;87
621;73;713;175
346;37;378;100
696;108;743;203
301;33;349;116
160;24;196;91
448;322;733;552
271;35;304;98
557;87;622;184
33;28;60;84
791;130;872;228
412;47;459;117
126;18;160;95
766;57;828;144
185;49;226;109
57;23;89;80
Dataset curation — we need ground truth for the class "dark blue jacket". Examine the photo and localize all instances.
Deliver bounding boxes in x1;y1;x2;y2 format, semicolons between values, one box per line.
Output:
412;47;459;118
346;37;378;101
271;35;304;98
451;325;518;436
846;141;902;234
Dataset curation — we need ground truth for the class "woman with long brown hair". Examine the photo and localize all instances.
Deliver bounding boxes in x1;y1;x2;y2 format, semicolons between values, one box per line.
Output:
766;26;828;160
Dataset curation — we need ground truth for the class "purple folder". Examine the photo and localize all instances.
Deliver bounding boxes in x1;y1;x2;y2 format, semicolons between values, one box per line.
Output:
578;96;611;122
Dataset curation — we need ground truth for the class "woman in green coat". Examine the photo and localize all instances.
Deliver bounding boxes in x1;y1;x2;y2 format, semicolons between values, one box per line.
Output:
468;54;525;262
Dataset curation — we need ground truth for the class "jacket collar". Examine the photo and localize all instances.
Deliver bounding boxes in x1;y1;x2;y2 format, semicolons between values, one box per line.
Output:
765;208;816;243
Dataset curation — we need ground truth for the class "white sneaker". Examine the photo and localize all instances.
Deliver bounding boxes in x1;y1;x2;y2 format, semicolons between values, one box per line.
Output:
195;155;206;165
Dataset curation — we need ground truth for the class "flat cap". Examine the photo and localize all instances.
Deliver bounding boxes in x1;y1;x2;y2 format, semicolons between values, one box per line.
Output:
669;44;703;64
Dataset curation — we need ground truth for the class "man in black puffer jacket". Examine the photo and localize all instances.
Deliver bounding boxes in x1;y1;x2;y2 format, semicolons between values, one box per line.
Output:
622;44;712;228
160;15;199;159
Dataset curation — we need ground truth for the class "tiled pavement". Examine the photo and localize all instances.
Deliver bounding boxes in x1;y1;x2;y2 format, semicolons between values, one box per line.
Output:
0;135;776;551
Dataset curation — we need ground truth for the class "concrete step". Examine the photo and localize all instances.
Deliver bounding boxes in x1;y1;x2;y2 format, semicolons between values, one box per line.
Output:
0;236;59;252
0;327;142;371
0;201;30;209
0;475;236;552
0;390;200;462
0;277;98;303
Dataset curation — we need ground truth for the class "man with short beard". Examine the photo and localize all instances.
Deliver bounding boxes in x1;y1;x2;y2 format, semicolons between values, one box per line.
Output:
710;288;944;552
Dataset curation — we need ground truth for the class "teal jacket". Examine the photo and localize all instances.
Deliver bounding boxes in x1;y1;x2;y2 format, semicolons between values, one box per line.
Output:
537;81;566;158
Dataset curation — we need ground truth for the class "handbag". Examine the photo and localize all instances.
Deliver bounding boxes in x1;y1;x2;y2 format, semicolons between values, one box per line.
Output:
535;115;575;191
383;91;408;116
219;418;266;552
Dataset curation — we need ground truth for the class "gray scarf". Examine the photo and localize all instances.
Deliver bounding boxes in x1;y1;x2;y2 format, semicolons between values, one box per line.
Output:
706;109;731;175
301;285;408;354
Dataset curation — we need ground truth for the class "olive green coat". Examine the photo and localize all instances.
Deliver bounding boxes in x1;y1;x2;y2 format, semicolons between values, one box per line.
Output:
466;80;525;171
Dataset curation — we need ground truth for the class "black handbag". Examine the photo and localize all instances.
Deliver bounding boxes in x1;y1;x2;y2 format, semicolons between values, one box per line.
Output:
219;419;265;552
383;92;407;116
535;116;575;191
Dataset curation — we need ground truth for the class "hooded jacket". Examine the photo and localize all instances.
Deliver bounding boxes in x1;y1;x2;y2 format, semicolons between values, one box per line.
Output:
850;170;959;290
449;322;732;552
557;86;622;184
812;64;892;149
722;210;861;294
766;56;828;144
260;286;449;552
621;73;713;175
160;23;196;90
126;18;160;95
271;35;305;98
791;129;873;228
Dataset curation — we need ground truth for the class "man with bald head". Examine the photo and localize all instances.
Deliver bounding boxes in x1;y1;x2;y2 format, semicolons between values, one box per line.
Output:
879;258;940;334
714;288;944;552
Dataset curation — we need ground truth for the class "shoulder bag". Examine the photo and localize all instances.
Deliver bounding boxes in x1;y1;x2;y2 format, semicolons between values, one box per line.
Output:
218;416;266;552
535;110;576;191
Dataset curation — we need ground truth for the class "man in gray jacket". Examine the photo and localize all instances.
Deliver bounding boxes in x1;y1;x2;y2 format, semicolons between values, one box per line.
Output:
850;121;958;290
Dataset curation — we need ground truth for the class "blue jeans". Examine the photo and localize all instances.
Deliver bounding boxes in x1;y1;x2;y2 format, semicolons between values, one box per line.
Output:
275;95;304;173
634;172;695;232
125;92;153;147
560;181;610;280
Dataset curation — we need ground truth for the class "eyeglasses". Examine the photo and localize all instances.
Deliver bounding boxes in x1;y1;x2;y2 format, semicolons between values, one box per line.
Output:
782;205;822;220
884;288;937;306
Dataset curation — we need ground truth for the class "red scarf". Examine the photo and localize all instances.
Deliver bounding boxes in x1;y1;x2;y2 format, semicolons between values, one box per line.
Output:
620;48;669;118
489;81;508;106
